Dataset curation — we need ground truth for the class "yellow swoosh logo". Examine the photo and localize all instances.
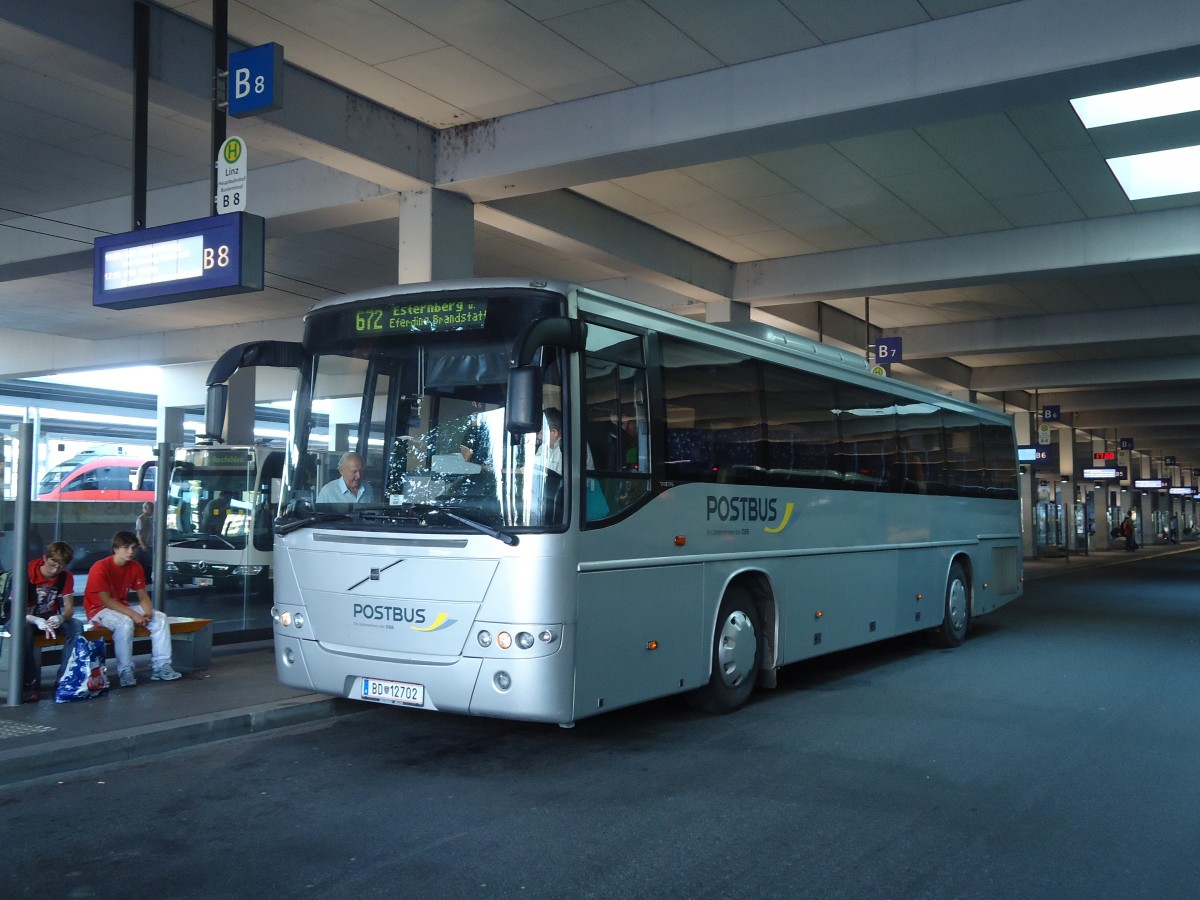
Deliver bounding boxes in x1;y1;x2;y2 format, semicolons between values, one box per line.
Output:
763;502;794;534
411;612;454;632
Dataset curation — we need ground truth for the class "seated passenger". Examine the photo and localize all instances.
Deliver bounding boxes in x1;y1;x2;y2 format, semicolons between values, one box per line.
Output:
84;531;181;686
14;541;83;702
316;451;375;505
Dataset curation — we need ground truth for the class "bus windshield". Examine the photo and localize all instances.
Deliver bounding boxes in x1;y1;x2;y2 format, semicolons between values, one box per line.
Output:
169;448;259;549
278;290;569;535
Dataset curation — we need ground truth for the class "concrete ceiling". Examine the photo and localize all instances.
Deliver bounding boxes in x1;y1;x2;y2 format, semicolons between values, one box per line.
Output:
3;0;1200;475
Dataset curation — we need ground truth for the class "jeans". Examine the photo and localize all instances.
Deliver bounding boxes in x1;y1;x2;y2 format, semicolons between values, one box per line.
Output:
89;608;172;673
18;615;82;687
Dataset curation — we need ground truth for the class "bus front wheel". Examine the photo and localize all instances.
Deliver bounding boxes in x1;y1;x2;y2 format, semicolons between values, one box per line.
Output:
930;562;970;648
686;586;762;715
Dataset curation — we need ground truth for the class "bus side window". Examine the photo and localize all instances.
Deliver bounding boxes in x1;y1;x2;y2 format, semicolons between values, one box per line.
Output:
944;415;986;497
981;423;1018;499
582;323;650;522
762;367;839;489
660;337;763;484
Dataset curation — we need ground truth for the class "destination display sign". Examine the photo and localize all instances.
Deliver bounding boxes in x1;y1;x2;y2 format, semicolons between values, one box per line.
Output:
346;299;488;336
1083;467;1125;480
197;450;252;467
93;213;264;309
1134;478;1170;489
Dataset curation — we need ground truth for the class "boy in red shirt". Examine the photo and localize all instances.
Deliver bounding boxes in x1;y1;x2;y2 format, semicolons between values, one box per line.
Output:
83;531;181;687
17;541;83;702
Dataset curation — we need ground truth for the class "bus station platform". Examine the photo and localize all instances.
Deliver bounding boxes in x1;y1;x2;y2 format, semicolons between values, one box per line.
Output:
0;640;365;787
0;542;1193;788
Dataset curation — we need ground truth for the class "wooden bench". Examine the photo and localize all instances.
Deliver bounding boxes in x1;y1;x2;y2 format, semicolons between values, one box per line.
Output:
2;616;213;676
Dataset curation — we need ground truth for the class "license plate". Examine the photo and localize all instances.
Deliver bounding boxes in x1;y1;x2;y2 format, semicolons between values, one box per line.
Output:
360;677;425;706
193;577;214;587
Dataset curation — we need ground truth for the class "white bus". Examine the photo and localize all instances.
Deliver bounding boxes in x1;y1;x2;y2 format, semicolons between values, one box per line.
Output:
205;279;1022;725
166;443;284;591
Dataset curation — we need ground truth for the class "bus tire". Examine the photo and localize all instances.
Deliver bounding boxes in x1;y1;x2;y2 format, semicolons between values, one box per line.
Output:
930;562;970;648
686;586;762;715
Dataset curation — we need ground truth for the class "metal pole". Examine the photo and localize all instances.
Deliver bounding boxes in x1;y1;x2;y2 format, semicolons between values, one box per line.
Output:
153;442;171;612
210;0;228;216
6;423;33;706
133;1;149;230
864;296;871;358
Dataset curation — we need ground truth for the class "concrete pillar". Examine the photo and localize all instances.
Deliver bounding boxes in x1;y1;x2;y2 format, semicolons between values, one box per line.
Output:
157;406;186;445
1092;435;1110;550
1015;410;1035;559
1058;426;1075;552
705;299;751;323
398;189;474;284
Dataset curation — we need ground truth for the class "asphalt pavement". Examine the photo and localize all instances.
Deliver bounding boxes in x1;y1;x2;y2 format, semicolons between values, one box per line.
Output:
1;541;1194;788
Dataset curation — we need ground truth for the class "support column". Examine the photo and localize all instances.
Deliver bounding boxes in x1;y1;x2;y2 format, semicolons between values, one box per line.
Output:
705;299;751;324
398;189;474;283
1091;436;1109;548
157;406;187;445
1015;410;1035;559
1137;453;1152;547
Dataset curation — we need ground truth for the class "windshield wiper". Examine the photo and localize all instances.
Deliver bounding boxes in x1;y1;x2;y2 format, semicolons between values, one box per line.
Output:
275;511;351;535
441;511;519;546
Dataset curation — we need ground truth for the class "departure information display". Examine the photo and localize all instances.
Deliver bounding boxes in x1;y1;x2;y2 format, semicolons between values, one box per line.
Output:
346;299;489;336
93;213;264;309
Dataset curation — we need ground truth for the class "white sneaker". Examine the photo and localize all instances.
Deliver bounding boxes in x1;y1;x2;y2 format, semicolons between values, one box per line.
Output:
118;668;137;687
151;664;182;681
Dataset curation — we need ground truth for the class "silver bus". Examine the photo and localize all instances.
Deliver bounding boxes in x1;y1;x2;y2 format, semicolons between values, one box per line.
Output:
205;279;1022;726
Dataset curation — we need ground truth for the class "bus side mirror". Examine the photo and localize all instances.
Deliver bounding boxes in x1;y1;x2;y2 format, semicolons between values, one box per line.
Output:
506;366;542;434
134;459;157;491
205;384;228;441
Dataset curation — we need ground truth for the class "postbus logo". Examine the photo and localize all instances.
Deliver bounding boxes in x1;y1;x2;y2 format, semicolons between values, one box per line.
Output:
352;603;456;632
705;496;795;534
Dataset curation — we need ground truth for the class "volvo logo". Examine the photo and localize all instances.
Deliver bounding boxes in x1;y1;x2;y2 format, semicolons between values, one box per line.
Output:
347;558;405;591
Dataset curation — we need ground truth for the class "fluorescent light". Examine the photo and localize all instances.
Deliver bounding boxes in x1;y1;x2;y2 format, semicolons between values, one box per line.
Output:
1106;145;1200;200
1072;76;1200;128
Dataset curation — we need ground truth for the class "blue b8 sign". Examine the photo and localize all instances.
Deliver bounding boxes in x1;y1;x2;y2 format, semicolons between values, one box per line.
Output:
228;43;284;118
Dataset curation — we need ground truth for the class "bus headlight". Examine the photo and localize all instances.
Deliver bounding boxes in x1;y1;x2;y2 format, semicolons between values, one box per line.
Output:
468;623;562;657
493;671;512;691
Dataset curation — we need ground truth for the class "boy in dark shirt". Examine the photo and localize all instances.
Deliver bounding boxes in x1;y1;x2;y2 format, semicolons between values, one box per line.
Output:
19;541;82;702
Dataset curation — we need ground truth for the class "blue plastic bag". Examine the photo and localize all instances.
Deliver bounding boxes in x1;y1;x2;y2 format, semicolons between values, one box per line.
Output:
55;636;109;703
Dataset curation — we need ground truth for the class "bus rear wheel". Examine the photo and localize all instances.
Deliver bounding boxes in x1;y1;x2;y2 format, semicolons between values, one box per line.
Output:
930;562;970;648
686;586;762;715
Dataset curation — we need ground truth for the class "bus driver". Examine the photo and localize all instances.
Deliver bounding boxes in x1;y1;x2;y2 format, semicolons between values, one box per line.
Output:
317;451;375;505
